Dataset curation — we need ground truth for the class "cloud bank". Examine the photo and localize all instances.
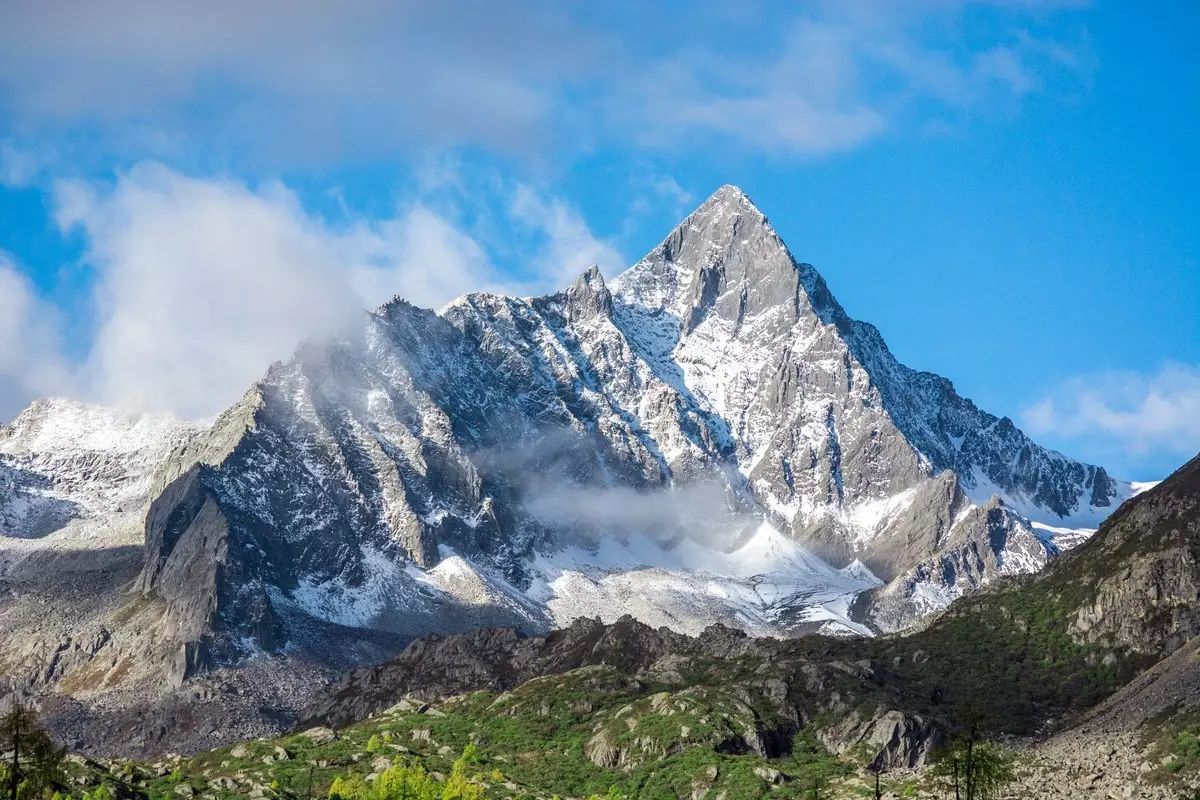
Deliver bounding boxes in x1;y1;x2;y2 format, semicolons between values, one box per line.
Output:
0;164;623;421
0;255;71;418
525;479;757;551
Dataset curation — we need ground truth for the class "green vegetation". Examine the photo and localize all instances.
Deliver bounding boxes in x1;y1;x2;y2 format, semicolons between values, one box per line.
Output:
24;554;1164;800
41;665;886;800
878;582;1141;736
8;591;1146;800
0;701;66;800
328;746;483;800
1150;724;1200;778
927;734;1015;800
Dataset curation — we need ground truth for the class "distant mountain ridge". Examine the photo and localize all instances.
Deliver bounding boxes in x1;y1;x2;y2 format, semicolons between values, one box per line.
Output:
0;397;198;540
1;187;1134;694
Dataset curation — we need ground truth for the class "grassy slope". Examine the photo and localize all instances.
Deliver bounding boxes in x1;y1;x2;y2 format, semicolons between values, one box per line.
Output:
62;665;923;800
876;576;1136;736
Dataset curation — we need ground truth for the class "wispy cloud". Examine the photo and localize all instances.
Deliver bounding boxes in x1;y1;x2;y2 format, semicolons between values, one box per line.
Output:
509;185;626;287
626;2;1094;154
0;253;71;418
0;2;592;164
526;478;756;550
0;141;54;188
0;1;1094;165
1021;363;1200;479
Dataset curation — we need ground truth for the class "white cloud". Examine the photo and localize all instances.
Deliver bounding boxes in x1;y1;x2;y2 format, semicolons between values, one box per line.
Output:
0;1;1093;163
0;141;52;187
52;164;518;419
0;1;592;164
1021;363;1200;476
620;171;697;240
623;3;1093;155
645;175;694;215
525;478;753;549
630;20;885;155
0;254;71;418
345;205;500;309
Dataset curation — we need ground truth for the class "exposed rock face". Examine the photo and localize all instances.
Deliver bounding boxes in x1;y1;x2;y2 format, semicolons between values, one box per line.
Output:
303;616;696;727
613;187;1124;531
1061;451;1200;657
865;492;1062;631
819;708;942;770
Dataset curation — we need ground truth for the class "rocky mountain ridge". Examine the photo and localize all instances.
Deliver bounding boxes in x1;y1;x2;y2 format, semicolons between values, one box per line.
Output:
1;186;1136;711
131;186;1131;648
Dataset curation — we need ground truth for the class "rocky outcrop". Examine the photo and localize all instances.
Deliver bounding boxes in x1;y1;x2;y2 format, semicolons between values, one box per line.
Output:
304;613;944;772
302;616;706;727
820;708;942;770
866;493;1059;631
583;686;778;769
1061;452;1200;658
135;464;281;668
564;265;613;323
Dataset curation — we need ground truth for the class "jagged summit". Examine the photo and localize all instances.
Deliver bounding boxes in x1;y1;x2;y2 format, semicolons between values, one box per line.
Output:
573;263;605;283
624;184;777;271
612;185;843;341
692;183;763;218
565;264;612;322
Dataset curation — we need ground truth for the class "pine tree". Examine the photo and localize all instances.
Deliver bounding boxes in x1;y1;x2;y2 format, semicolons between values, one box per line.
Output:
0;702;63;800
931;730;1015;800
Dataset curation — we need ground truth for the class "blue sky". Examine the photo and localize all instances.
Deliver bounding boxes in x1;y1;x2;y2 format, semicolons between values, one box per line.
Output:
0;1;1196;480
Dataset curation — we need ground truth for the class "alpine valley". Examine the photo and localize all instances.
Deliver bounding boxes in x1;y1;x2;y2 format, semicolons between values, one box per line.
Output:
2;187;1194;798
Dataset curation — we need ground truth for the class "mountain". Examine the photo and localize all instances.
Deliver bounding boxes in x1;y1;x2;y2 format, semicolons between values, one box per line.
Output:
0;399;203;692
1;187;1135;734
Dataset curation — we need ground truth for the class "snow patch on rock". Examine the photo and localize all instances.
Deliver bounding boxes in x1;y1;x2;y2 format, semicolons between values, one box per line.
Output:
525;523;880;637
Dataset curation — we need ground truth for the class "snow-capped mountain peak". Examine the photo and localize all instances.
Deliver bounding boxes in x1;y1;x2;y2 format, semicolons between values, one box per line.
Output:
1;187;1138;684
613;183;829;333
